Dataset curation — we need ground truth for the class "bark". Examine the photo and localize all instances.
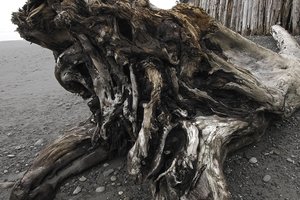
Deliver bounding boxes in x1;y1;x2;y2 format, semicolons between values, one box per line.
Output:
10;0;300;200
183;0;300;35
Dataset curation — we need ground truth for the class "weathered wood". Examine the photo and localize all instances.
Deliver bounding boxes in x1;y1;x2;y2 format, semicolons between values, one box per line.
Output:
10;0;300;200
183;0;300;35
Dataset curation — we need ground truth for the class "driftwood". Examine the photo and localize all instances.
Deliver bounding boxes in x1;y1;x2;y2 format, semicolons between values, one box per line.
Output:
10;0;300;200
182;0;300;35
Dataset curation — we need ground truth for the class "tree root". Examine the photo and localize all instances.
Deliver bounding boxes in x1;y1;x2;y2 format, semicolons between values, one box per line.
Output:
10;0;300;199
10;122;110;200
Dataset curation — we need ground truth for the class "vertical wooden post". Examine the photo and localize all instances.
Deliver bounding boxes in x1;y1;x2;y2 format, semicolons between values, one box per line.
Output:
182;0;300;35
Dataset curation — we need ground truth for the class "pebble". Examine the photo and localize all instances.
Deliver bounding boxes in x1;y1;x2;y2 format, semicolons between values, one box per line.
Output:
286;158;295;164
4;170;8;174
103;169;114;177
72;186;82;195
263;175;271;182
79;176;87;182
15;146;22;150
34;139;44;146
7;132;13;136
118;191;124;195
249;157;258;164
103;163;110;167
110;175;117;182
95;186;105;193
272;149;280;155
7;154;15;158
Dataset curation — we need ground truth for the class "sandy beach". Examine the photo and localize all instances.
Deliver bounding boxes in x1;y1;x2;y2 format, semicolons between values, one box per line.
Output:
0;38;299;200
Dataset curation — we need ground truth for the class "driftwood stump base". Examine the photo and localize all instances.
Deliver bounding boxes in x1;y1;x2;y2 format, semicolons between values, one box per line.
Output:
10;0;300;199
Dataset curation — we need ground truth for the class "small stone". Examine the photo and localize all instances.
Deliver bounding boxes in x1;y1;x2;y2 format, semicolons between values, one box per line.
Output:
110;175;117;182
272;149;280;155
7;132;13;136
34;139;44;146
287;158;295;164
263;175;271;182
7;154;15;158
103;169;114;177
111;182;116;186
249;157;258;164
118;191;124;195
4;170;8;174
103;163;110;167
96;186;105;193
79;176;87;182
15;146;22;150
72;186;82;195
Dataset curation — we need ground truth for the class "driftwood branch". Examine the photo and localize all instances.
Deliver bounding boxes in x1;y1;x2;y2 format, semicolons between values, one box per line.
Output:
10;0;300;199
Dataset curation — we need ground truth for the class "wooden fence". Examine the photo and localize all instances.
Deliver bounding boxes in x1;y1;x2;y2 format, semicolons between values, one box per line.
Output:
181;0;300;35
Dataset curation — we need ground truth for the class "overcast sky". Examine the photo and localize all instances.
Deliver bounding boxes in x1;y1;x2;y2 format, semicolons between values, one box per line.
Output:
0;0;176;41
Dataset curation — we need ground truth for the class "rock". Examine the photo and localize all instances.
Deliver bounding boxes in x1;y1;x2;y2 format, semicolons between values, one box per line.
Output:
103;169;114;177
103;163;110;167
15;145;22;150
7;132;13;136
4;170;8;174
286;158;295;164
272;149;280;155
73;186;82;195
34;139;44;146
7;154;15;158
110;175;117;182
249;157;258;164
96;186;105;193
263;175;271;182
118;191;124;195
79;176;87;182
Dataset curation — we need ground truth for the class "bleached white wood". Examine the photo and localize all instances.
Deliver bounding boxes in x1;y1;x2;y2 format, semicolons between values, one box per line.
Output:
184;0;300;35
271;25;300;59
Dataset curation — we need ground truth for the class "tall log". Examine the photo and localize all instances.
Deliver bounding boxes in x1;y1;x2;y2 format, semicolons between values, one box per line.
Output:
183;0;300;35
10;0;300;200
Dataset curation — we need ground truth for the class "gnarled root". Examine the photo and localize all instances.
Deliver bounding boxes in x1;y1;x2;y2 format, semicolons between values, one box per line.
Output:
10;121;110;200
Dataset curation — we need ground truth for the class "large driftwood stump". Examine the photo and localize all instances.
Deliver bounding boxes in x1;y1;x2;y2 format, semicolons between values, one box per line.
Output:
10;0;300;199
